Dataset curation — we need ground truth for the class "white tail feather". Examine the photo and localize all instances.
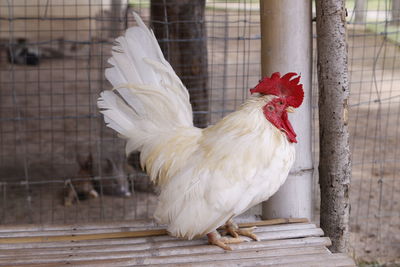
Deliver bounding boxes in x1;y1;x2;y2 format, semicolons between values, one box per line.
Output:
97;12;194;155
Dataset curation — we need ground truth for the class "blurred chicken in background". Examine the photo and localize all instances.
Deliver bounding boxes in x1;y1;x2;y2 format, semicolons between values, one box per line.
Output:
98;157;132;197
7;38;40;66
64;153;132;206
64;154;99;206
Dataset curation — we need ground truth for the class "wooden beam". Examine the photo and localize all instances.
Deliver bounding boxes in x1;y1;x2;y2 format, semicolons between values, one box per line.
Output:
316;0;351;253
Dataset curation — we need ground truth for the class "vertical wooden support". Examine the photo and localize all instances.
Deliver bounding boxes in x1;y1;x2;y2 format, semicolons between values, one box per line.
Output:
260;0;313;221
393;0;400;25
150;0;209;128
316;0;351;253
109;0;122;38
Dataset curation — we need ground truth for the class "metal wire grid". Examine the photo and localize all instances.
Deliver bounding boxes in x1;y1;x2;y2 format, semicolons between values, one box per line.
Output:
0;0;399;263
0;0;152;224
207;1;260;123
311;0;400;262
344;0;400;262
0;1;261;225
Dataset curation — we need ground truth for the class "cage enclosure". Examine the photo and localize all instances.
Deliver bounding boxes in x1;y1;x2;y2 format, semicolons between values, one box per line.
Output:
0;0;399;265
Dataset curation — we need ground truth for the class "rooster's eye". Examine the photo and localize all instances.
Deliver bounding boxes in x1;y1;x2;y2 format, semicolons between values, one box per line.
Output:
278;101;283;105
267;105;274;111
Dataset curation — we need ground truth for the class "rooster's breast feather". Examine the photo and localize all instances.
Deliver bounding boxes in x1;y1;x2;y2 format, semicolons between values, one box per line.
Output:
153;97;295;239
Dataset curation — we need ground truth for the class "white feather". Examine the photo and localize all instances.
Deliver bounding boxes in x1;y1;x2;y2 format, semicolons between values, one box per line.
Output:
153;97;295;239
99;12;193;145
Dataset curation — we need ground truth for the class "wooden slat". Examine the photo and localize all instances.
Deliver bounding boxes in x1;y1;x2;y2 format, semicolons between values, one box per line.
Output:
0;220;157;233
0;218;308;239
17;251;356;267
5;253;356;267
170;253;356;267
0;218;307;234
0;226;323;253
0;245;329;265
0;220;356;267
0;228;325;258
0;221;315;244
0;237;331;259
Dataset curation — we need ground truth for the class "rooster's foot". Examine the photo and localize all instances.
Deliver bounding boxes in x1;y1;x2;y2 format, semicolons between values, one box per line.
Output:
207;231;243;251
223;220;259;241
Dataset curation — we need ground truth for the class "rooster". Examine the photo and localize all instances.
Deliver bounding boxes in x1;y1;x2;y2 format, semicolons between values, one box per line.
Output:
98;13;304;250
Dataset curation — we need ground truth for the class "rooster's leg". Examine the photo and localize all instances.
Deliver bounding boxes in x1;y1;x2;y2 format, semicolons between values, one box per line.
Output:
207;231;243;251
223;220;259;241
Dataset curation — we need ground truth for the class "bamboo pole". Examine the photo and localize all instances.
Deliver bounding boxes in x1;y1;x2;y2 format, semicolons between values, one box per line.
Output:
0;218;308;244
259;0;313;221
316;0;351;253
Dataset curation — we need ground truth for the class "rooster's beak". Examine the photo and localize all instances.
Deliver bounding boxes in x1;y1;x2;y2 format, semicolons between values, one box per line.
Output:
286;107;295;113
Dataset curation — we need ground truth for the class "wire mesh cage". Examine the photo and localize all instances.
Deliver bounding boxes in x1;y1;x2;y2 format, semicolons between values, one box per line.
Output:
311;0;400;262
345;0;400;262
0;0;399;264
0;0;260;225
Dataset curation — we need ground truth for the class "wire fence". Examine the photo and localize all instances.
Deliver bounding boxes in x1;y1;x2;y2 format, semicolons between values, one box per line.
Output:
310;1;400;262
0;0;261;224
0;0;399;264
344;0;400;263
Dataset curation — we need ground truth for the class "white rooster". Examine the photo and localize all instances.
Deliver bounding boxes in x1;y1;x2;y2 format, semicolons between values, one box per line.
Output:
98;13;304;250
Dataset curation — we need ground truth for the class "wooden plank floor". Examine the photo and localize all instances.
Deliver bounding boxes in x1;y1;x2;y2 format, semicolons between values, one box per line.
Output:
0;219;356;267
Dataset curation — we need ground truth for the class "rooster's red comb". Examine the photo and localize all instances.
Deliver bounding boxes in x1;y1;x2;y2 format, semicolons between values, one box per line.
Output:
250;72;304;108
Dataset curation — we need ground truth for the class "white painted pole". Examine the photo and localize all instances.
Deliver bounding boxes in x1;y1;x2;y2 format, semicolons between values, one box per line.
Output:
260;0;313;220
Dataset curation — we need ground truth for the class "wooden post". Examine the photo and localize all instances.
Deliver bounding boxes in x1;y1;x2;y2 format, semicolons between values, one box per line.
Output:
109;0;122;38
260;0;313;221
316;0;351;253
393;0;400;25
150;0;209;128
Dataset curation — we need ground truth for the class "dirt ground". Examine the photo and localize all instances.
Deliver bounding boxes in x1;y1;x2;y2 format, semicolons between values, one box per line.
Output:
0;7;399;264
